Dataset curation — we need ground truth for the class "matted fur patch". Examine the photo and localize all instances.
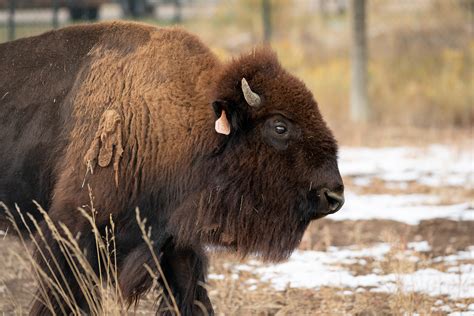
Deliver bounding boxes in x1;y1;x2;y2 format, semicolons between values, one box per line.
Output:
84;109;124;187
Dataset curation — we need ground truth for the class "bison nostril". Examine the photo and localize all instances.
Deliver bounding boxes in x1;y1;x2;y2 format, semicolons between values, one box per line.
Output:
324;189;344;213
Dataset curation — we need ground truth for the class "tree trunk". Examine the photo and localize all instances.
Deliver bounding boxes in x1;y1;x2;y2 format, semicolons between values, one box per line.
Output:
8;0;15;41
350;0;370;122
173;0;182;23
52;0;59;29
262;0;272;43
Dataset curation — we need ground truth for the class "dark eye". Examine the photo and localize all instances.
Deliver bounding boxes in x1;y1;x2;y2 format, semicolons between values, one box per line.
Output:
275;125;287;134
262;116;294;150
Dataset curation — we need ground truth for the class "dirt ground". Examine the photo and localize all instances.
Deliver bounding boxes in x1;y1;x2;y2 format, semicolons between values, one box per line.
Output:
0;218;472;315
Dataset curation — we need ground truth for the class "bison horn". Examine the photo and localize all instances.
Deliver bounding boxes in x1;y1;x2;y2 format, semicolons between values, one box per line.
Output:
241;78;261;108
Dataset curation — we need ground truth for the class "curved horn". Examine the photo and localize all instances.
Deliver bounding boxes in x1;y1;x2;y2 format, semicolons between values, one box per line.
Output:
241;78;261;108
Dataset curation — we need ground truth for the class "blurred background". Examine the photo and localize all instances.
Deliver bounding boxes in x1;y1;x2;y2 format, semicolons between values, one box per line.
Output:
1;0;472;140
0;1;473;314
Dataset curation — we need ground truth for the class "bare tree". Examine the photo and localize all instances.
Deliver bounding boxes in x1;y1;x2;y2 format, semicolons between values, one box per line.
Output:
350;0;370;122
262;0;272;43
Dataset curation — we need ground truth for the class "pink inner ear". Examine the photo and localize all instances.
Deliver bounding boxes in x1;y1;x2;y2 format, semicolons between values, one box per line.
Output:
215;110;231;135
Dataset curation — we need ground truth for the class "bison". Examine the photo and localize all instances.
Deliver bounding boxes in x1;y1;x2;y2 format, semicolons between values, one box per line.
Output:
0;21;344;315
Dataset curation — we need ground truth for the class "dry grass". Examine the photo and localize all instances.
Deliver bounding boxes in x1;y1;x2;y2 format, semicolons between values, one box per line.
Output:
0;188;179;315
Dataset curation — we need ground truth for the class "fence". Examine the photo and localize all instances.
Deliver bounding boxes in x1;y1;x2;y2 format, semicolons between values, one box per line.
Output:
2;0;61;41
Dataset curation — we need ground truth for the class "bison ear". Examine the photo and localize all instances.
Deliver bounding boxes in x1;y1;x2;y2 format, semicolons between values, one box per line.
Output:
212;100;231;135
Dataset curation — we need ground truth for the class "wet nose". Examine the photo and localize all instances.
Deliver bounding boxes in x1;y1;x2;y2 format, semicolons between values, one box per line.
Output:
320;188;345;214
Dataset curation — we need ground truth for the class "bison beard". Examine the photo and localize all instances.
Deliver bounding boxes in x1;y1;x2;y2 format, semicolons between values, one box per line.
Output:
0;22;344;315
171;147;313;262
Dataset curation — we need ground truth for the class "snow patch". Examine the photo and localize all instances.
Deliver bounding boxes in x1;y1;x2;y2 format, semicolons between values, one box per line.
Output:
407;241;432;252
329;192;472;224
339;145;473;188
208;273;225;280
236;244;474;299
330;145;473;224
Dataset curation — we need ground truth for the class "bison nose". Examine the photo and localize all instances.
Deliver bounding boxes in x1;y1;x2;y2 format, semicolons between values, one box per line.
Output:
320;188;345;214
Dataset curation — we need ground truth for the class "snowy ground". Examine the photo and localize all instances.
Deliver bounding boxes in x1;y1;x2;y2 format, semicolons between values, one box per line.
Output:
331;192;472;224
339;145;473;189
335;145;473;224
228;244;474;298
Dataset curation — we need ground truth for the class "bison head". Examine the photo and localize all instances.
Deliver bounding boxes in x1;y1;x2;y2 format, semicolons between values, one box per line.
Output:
174;48;344;261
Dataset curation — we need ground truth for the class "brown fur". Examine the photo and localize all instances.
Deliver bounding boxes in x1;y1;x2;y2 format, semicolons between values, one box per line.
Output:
0;21;343;315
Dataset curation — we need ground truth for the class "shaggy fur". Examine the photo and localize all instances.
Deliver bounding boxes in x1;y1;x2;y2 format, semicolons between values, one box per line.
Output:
0;21;343;315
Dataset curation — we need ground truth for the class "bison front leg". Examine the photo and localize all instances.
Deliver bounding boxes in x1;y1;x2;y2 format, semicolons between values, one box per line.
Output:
158;245;213;316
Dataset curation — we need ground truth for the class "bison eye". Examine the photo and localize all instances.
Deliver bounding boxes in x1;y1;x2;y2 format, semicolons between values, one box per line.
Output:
262;115;295;150
275;124;287;134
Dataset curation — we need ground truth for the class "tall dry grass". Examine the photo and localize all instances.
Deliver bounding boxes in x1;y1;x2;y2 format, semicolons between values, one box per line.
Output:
0;193;180;315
